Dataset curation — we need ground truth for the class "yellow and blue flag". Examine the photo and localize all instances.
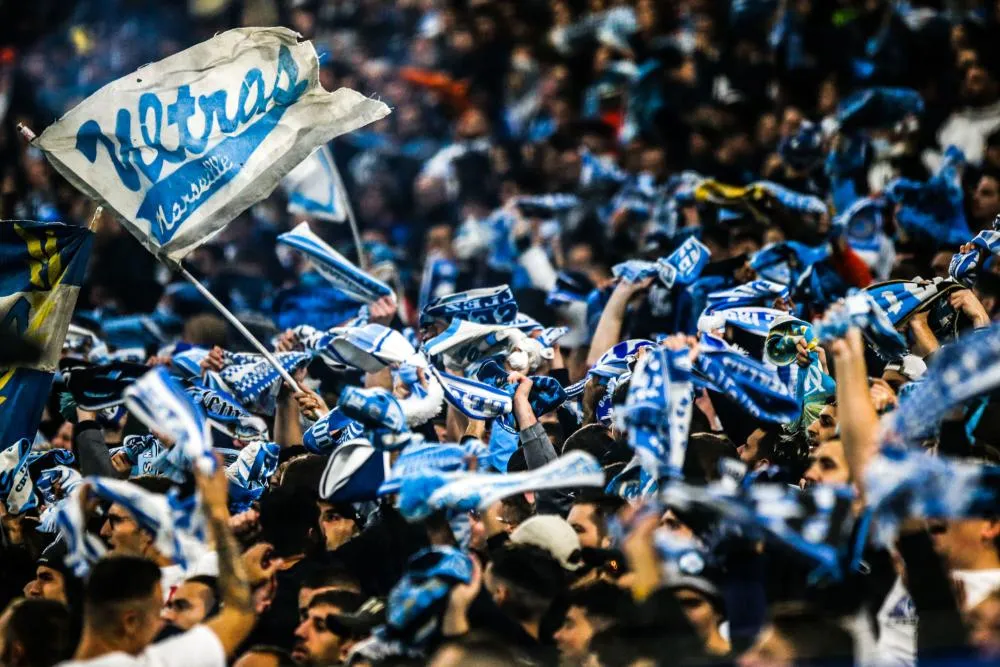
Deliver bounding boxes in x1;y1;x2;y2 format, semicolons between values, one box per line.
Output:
0;221;93;447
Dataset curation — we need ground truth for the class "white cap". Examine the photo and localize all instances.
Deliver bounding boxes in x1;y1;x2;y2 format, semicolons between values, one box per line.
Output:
510;515;582;571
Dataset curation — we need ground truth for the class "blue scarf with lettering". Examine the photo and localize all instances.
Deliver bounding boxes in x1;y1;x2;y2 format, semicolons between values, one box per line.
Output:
420;285;518;328
379;441;487;496
186;385;268;442
694;334;799;423
218;351;312;412
611;237;711;289
589;339;655;379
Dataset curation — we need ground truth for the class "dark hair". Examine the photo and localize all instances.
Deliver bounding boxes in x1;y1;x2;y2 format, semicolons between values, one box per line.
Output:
488;544;566;621
683;433;738;485
301;562;363;594
770;603;855;665
562;423;615;460
565;581;631;624
83;556;162;628
3;598;77;667
753;426;783;462
308;589;365;614
258;484;321;558
500;494;534;527
185;575;220;617
430;631;529;666
129;476;173;495
241;645;298;667
571;489;625;540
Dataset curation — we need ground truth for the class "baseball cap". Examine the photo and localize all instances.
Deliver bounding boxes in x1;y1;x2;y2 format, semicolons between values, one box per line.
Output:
510;515;583;571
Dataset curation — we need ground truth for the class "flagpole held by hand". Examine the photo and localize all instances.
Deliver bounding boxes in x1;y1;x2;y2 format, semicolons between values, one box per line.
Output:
177;265;303;394
328;154;367;270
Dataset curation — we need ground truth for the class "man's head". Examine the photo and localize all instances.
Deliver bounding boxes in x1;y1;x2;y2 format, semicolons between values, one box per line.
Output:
737;604;854;667
161;575;218;631
0;598;76;667
805;401;838;448
553;582;629;665
23;564;67;604
973;172;1000;224
292;590;365;666
297;565;363;620
484;544;566;626
737;427;781;470
800;439;850;488
316;501;360;552
929;518;1000;571
80;555;164;655
671;583;726;649
567;491;625;549
99;476;172;558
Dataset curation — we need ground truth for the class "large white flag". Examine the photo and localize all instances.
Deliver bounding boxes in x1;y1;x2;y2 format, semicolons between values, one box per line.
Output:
282;144;346;222
35;27;389;261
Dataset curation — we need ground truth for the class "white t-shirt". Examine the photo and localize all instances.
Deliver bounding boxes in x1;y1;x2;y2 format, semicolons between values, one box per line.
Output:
57;625;225;667
874;576;917;667
953;568;1000;610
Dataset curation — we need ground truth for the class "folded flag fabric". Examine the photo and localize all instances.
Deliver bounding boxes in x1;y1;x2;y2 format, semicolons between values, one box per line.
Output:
34;27;389;262
879;323;1000;447
398;451;604;521
950;218;1000;287
589;339;655;379
428;366;512;420
226;440;281;512
0;438;37;514
64;361;149;410
186;385;269;442
420;285;518;327
0;221;93;447
318;437;390;502
694;334;800;423
835;87;924;133
123;367;215;476
281;144;346;222
815;291;907;362
279;221;392;303
330;324;423;373
219;350;312;410
54;486;107;576
620;347;694;481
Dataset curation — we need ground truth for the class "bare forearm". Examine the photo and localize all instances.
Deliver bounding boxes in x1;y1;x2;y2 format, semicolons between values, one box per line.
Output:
834;352;878;490
587;293;629;366
206;508;252;613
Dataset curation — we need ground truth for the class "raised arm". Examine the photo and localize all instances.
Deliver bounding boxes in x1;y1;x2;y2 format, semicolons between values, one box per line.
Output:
831;328;879;500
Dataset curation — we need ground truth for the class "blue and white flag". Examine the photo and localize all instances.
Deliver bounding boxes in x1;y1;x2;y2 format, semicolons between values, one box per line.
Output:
35;28;390;261
0;438;36;514
278;222;392;303
589;339;655;379
620;347;694;481
0;222;93;447
420;285;518;327
880;323;1000;447
282;144;346;222
226;440;281;512
428;366;512;420
694;334;800;423
123;367;215;475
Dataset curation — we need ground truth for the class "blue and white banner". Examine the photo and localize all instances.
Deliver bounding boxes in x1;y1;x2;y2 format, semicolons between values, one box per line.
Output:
282;144;346;222
35;28;390;261
278;222;392;303
428;366;512;420
123;367;215;475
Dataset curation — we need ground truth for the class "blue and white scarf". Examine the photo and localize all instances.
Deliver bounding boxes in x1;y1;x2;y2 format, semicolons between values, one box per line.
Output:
385;546;473;647
475;360;568;433
620;347;694;481
54;486;107;576
815;291;907;362
612;237;711;289
885;145;970;247
318;437;390;502
423;319;520;373
751;241;832;287
694;334;800;423
398;451;604;521
278;222;393;303
186;386;268;442
865;447;1000;547
589;339;655;379
699;306;786;337
0;438;36;514
880;323;1000;447
123;367;216;476
330;324;423;373
218;350;312;412
35;466;82;504
865;278;962;335
379;442;481;496
25;448;75;469
337;387;415;450
950;218;1000;288
420;285;518;328
429;366;512;420
302;408;355;454
172;347;209;377
418;252;459;315
704;279;790;314
226;440;281;513
109;434;167;477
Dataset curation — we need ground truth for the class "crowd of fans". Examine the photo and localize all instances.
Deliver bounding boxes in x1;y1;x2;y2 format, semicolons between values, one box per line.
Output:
6;0;1000;666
